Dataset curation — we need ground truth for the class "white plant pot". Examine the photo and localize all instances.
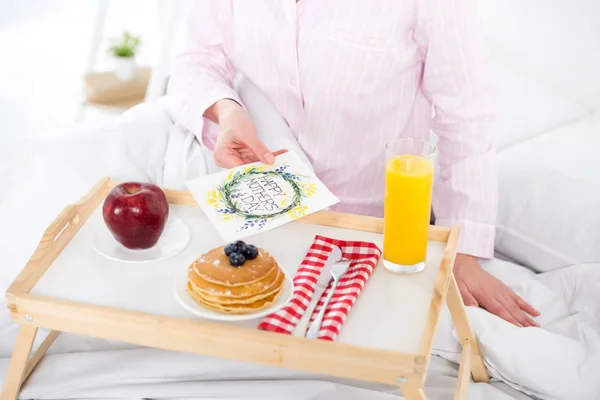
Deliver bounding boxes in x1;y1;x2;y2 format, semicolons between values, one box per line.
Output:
114;57;136;81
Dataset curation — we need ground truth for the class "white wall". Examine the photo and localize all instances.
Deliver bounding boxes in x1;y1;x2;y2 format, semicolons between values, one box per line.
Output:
0;0;167;142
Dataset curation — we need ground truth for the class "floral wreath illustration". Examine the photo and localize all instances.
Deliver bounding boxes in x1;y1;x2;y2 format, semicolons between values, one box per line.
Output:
207;164;317;232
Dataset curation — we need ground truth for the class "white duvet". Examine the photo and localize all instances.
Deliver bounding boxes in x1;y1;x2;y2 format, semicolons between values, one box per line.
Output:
1;87;599;399
434;260;600;400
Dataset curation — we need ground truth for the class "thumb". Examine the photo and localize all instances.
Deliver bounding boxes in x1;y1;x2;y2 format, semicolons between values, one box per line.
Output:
244;134;275;164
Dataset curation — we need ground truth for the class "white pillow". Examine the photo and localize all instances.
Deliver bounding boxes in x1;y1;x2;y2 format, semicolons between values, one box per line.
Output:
495;113;600;272
490;59;588;150
428;56;588;151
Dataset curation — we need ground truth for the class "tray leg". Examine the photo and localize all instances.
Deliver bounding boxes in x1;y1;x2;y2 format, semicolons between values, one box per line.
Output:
0;327;59;400
446;274;490;383
400;385;426;400
0;325;38;400
455;339;472;400
23;330;60;382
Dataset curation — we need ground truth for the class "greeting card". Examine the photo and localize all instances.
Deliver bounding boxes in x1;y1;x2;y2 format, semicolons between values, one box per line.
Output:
186;151;339;242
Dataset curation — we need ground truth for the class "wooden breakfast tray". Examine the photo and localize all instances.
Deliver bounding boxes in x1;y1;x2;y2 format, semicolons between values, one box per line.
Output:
2;177;489;400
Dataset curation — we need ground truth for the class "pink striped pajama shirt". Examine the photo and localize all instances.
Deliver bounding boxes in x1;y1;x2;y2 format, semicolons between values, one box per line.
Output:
167;0;498;259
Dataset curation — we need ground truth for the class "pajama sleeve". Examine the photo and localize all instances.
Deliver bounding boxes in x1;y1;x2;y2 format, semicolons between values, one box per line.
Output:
166;0;239;149
416;0;499;259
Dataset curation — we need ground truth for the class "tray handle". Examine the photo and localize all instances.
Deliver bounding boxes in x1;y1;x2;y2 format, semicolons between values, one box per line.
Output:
7;177;110;297
31;205;78;260
32;176;109;259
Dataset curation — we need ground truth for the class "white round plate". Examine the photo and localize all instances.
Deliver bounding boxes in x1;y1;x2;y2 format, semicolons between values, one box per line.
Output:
173;265;293;321
93;214;190;263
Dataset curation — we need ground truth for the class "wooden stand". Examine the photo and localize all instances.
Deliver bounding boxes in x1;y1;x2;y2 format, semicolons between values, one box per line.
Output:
1;178;489;400
83;67;151;110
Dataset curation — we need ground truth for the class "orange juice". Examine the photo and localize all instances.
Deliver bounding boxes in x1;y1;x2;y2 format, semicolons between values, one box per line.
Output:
383;155;434;267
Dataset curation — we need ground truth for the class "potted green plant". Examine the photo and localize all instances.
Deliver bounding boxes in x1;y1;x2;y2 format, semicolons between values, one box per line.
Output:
109;31;141;81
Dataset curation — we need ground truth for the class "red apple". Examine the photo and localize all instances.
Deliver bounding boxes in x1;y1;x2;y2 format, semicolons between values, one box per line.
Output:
102;182;169;250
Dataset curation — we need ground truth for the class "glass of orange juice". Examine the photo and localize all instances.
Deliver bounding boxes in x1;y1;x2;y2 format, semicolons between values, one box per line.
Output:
383;138;436;274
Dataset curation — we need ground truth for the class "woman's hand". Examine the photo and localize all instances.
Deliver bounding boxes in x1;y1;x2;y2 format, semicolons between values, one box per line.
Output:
454;254;541;327
208;99;285;168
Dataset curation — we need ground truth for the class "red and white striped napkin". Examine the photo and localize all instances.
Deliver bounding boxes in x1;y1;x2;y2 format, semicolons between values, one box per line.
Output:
258;235;382;341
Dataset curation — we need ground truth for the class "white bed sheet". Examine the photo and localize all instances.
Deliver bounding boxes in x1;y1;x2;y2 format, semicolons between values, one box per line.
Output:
0;344;530;400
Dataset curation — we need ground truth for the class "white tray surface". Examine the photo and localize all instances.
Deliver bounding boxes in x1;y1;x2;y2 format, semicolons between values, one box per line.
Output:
31;204;445;354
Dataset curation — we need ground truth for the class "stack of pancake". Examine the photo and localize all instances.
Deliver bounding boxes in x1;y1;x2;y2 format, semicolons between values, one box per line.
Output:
187;245;285;314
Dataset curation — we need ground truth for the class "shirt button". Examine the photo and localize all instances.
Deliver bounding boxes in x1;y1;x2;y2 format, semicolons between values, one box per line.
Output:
289;76;297;87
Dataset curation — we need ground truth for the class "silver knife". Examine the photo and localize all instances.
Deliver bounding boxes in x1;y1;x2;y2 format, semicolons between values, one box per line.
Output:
292;245;342;337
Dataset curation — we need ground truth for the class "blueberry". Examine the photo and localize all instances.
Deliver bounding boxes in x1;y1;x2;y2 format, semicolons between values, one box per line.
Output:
234;240;248;253
229;252;246;267
224;244;235;256
243;244;258;260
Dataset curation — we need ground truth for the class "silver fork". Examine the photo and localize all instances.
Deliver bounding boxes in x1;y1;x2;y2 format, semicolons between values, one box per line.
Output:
305;259;351;339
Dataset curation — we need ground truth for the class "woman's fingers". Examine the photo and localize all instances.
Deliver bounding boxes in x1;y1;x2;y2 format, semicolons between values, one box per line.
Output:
217;147;289;168
213;147;245;168
499;295;539;327
508;292;540;327
486;299;522;327
510;291;541;317
273;149;288;157
244;134;275;164
522;314;540;328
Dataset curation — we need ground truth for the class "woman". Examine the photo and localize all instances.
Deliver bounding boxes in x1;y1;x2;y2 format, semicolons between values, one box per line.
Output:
166;0;540;327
